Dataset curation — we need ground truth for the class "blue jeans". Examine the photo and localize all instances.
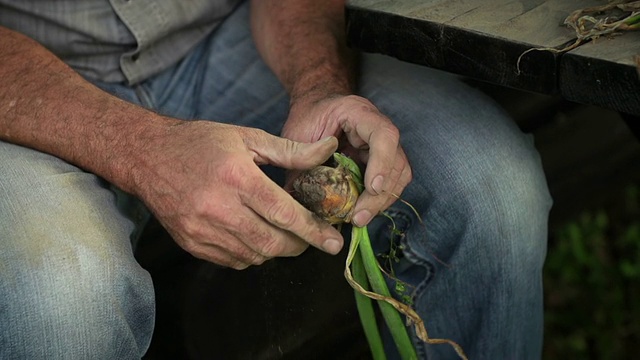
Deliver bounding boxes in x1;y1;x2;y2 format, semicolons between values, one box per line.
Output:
0;2;551;359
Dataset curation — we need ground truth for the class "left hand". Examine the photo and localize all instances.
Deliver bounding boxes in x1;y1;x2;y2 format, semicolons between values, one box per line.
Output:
282;95;412;227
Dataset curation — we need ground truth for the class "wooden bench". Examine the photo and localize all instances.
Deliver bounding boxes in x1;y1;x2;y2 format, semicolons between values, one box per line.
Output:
345;0;640;116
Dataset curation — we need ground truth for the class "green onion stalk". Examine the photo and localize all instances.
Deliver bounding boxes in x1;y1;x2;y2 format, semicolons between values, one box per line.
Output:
293;153;467;360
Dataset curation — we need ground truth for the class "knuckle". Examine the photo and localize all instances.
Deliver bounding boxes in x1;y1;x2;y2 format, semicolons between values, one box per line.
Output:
382;124;400;141
189;192;229;225
181;238;200;255
178;217;202;240
230;261;251;270
347;95;374;108
235;246;263;266
404;165;413;185
239;220;284;258
265;201;299;229
186;243;223;264
258;236;286;258
190;191;209;213
283;138;301;155
222;210;244;231
237;237;270;264
250;252;268;266
290;243;309;257
218;155;250;187
234;241;255;259
238;246;266;265
345;94;364;102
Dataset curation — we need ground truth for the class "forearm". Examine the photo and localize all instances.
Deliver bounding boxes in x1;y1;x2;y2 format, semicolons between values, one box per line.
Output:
0;26;172;195
249;0;356;104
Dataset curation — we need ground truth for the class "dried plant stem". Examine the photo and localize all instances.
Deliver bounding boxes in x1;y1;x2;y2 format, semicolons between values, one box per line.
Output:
516;1;640;73
345;226;468;360
307;153;467;359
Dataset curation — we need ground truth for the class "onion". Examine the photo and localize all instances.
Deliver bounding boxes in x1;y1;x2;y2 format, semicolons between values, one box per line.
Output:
292;162;360;225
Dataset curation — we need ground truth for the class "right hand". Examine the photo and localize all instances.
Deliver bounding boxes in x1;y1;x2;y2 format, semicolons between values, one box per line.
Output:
135;120;344;269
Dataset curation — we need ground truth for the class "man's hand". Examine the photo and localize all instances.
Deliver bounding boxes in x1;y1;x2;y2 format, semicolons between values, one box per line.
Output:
135;120;344;269
282;95;412;228
250;1;412;227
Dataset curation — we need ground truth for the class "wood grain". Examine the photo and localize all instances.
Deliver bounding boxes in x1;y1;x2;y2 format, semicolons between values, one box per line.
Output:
346;0;639;108
560;32;640;116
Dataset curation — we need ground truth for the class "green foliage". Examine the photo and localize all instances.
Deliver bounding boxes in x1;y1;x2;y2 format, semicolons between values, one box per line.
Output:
544;184;640;359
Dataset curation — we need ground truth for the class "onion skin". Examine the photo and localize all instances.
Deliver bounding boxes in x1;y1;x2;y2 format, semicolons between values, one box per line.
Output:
293;164;360;225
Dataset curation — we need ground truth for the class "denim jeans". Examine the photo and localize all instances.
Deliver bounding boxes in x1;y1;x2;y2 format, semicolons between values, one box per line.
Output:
0;2;552;359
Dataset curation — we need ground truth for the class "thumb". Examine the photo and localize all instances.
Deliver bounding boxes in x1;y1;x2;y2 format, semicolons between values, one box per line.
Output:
247;133;339;170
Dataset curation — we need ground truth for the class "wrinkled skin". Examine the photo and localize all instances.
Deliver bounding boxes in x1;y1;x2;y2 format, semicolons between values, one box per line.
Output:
283;95;413;227
135;120;346;269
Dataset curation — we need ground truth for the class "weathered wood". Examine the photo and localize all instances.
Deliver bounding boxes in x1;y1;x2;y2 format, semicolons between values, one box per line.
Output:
560;32;640;116
346;0;608;94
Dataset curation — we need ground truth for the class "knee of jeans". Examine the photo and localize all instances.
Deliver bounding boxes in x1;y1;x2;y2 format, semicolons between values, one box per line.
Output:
0;152;155;357
0;241;155;358
464;160;551;276
399;135;553;278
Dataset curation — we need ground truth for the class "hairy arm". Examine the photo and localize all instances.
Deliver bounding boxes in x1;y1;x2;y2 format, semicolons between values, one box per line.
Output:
250;0;355;104
0;25;170;195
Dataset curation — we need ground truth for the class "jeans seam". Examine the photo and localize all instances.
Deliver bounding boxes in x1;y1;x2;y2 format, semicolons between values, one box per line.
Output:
384;209;435;358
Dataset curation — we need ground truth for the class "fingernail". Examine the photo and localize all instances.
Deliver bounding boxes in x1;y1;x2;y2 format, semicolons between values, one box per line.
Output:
321;136;334;142
323;239;343;255
353;210;373;227
371;175;384;195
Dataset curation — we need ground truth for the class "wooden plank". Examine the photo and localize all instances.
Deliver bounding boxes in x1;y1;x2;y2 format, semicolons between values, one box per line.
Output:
560;32;640;116
346;0;603;94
